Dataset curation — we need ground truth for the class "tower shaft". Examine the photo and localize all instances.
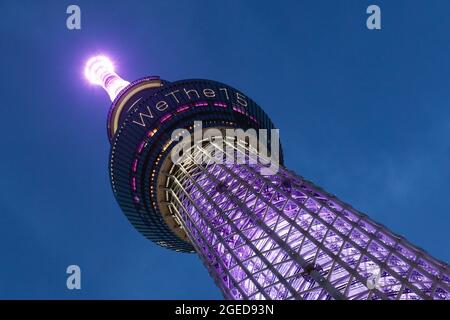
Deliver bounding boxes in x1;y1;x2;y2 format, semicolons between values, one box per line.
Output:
164;139;450;300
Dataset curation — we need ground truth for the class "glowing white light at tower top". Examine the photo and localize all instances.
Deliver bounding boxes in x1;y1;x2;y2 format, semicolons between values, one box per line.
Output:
84;56;130;101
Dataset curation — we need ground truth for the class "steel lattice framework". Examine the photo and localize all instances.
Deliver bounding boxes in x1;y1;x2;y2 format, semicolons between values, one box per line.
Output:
164;138;450;300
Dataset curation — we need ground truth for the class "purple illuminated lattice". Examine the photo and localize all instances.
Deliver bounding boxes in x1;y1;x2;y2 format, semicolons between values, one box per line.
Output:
165;141;450;300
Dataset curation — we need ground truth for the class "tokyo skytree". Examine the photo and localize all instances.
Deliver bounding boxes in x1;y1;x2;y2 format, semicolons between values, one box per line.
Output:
85;55;449;300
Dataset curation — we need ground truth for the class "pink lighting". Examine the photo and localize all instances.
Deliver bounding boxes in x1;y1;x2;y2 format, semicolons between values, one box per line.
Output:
159;113;173;124
213;102;228;108
176;105;190;113
132;159;139;173
84;55;130;101
137;141;146;154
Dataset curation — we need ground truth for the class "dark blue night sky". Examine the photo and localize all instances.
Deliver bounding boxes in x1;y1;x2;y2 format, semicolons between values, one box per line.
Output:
0;1;449;299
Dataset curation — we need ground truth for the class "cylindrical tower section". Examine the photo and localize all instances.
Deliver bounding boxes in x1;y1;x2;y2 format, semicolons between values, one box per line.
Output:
164;138;450;300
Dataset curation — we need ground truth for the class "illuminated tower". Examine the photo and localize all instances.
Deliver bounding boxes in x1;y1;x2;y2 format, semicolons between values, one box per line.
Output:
86;56;450;300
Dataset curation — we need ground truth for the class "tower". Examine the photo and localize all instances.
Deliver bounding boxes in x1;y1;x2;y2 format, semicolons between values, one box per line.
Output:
85;56;449;300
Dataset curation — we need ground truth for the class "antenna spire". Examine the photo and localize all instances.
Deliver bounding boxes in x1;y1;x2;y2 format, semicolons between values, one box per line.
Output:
84;56;130;101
